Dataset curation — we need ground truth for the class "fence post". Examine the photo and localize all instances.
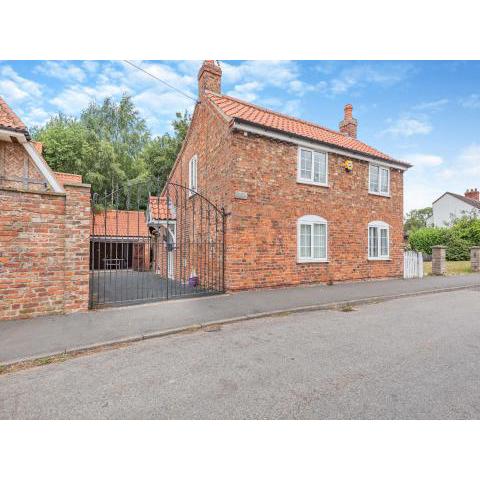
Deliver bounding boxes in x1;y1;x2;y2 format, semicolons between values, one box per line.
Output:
431;245;446;275
471;246;480;272
417;251;424;278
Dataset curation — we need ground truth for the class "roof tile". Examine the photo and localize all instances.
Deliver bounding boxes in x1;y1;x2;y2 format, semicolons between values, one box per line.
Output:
0;96;28;132
207;92;409;166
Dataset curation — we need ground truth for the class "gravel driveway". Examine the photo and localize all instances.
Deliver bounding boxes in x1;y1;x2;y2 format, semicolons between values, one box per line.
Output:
1;288;480;419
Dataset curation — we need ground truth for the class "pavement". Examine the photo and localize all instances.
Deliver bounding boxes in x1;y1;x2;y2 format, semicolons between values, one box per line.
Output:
1;288;480;419
1;273;480;366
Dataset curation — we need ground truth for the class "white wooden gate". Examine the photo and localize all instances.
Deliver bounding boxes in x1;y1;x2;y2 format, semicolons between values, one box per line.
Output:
404;250;424;279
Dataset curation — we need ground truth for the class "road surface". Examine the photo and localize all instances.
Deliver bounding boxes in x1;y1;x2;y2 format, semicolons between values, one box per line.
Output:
1;288;480;419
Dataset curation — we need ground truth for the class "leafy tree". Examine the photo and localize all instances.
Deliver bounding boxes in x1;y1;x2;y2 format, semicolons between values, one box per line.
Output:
143;111;191;189
404;207;433;235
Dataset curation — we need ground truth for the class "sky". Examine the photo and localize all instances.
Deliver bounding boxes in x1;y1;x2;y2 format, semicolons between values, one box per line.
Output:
1;60;479;212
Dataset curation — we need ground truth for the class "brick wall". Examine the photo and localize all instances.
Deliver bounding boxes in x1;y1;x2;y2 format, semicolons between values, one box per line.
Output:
0;182;91;321
225;131;404;290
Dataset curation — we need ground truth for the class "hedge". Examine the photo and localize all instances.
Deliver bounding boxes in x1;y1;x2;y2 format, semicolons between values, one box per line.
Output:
408;218;480;261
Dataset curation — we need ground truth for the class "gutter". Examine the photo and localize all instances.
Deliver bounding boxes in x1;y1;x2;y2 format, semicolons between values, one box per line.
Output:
0;125;31;141
232;119;412;170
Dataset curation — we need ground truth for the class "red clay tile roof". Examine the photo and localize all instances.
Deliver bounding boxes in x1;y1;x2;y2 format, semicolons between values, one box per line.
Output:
148;196;175;221
91;210;149;237
206;92;409;166
54;171;83;186
0;96;28;133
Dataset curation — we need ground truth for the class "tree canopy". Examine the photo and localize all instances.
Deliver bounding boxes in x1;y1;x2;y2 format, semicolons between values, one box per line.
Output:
404;207;433;236
32;95;191;196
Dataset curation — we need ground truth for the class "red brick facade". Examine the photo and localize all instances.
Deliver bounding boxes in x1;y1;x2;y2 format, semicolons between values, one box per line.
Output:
0;137;91;320
166;61;408;292
0;182;91;320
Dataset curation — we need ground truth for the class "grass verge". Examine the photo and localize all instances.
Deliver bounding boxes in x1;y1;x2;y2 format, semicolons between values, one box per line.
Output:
423;260;472;276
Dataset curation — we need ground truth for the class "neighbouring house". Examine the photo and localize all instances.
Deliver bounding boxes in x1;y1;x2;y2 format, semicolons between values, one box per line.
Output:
0;96;90;320
164;61;412;291
427;189;480;227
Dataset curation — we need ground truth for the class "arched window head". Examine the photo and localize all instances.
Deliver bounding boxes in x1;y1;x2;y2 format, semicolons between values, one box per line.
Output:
297;215;328;262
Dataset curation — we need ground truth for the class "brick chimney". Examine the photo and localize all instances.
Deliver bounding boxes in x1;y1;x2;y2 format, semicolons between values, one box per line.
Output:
198;60;222;97
339;104;358;138
465;188;480;201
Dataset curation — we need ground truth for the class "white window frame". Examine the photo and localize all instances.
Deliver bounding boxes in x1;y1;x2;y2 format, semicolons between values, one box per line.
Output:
368;221;390;260
188;155;198;196
297;147;328;187
297;215;328;263
369;164;390;196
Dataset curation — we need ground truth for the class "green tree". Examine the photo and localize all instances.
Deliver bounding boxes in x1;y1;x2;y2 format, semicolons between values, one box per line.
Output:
143;111;191;190
404;207;433;235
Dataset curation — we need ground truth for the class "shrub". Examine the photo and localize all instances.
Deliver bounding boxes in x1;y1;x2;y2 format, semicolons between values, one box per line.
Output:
409;227;448;255
444;232;471;261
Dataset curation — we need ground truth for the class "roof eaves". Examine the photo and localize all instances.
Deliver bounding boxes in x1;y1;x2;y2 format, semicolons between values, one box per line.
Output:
0;124;31;140
233;118;412;169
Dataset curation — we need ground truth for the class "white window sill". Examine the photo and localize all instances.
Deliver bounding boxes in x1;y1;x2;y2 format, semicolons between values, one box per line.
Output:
188;191;198;198
297;179;329;188
297;259;329;264
368;257;391;261
368;190;390;198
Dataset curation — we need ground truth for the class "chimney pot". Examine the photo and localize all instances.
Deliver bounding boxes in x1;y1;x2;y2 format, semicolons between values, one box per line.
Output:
465;188;480;201
339;103;358;138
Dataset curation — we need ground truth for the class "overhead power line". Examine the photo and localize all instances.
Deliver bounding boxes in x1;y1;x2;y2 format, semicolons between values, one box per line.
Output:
123;60;198;103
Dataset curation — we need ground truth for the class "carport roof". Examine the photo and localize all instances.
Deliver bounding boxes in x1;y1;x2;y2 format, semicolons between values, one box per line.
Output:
91;210;149;237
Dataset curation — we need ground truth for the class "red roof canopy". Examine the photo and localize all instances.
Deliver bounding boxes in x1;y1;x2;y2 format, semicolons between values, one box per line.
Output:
91;210;149;237
0;96;28;133
207;91;410;166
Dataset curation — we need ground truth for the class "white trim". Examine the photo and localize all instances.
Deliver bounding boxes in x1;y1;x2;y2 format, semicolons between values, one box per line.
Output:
297;215;328;262
188;154;198;197
22;142;64;193
368;163;390;196
368;221;390;260
297;147;328;187
233;121;410;171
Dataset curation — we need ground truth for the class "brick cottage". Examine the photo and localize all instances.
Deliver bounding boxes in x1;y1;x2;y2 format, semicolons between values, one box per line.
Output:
0;97;91;320
167;61;412;291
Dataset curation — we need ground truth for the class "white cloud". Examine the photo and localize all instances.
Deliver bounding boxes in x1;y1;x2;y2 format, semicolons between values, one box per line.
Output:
329;63;412;95
401;153;443;167
383;116;432;137
460;94;480;108
226;81;263;102
413;98;449;112
459;143;480;162
0;65;42;100
21;107;51;126
50;83;128;113
35;61;87;83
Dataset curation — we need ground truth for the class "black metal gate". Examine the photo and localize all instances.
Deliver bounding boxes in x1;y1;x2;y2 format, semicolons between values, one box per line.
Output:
89;180;225;308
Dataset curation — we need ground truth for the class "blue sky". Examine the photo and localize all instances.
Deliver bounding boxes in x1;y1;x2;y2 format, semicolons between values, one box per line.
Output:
1;60;480;212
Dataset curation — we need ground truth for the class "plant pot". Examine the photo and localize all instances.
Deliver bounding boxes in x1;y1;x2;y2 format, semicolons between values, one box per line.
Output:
188;276;198;287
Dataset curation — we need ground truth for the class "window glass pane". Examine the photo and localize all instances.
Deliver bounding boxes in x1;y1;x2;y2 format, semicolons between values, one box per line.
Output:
300;223;312;257
313;223;326;258
380;168;389;193
313;152;327;184
369;165;379;192
300;149;312;180
369;226;378;257
380;228;388;256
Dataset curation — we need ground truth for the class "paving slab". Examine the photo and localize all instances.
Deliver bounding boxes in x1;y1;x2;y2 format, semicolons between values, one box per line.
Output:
1;274;480;365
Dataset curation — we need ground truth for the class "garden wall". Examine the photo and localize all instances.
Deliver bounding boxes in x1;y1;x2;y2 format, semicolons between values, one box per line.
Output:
0;182;91;320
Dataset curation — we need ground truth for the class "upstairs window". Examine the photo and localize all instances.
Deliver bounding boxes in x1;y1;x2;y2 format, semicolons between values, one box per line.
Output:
369;164;389;195
189;155;198;195
298;148;328;186
297;215;328;262
368;221;389;259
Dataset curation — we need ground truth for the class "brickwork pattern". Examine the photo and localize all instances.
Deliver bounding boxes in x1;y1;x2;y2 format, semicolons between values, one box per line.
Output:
0;183;90;321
